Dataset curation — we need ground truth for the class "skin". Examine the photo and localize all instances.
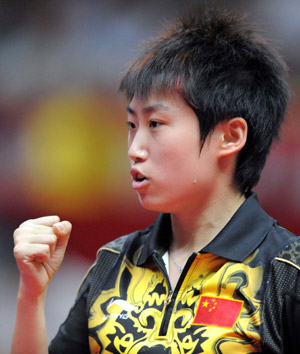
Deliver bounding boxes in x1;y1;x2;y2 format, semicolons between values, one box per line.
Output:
11;92;247;352
127;93;248;288
11;217;72;354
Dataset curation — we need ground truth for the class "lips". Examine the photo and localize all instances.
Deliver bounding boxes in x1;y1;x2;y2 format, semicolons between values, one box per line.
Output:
135;173;147;182
130;168;149;190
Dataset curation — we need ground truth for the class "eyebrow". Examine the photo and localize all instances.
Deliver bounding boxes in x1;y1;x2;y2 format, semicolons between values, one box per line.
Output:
126;103;170;115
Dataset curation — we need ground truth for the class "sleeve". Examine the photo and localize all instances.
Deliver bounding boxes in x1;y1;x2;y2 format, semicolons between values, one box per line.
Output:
48;236;127;353
282;288;300;353
48;268;93;354
261;239;300;354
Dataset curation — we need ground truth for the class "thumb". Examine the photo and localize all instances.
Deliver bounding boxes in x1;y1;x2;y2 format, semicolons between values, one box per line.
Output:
53;221;72;251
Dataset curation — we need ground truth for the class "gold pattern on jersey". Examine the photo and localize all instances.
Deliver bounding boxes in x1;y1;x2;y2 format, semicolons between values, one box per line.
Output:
88;252;263;353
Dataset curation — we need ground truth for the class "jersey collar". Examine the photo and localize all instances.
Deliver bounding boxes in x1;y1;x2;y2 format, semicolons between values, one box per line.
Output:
137;192;274;264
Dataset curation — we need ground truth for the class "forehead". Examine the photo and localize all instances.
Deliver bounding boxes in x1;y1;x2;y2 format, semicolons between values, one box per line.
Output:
127;92;190;115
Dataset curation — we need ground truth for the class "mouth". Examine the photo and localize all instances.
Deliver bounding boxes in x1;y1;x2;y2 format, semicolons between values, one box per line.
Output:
131;169;149;189
135;172;147;182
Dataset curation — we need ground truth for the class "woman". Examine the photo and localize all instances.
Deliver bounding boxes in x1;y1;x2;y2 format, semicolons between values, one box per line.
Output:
11;8;299;354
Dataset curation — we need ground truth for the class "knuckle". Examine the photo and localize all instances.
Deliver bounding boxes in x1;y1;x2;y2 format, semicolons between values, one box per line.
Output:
13;228;23;243
19;219;33;227
13;243;24;258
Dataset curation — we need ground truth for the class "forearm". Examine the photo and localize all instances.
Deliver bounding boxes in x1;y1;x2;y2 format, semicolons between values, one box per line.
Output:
11;288;48;354
11;217;72;354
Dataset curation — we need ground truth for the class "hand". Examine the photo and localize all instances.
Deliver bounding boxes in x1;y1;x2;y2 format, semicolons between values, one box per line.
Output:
13;216;72;298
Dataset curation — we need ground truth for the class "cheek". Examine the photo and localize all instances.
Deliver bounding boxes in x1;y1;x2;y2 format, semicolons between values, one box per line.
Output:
159;129;200;158
151;128;202;178
155;148;199;183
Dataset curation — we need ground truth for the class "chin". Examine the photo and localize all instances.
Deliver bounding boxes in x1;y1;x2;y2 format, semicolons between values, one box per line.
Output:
138;195;175;214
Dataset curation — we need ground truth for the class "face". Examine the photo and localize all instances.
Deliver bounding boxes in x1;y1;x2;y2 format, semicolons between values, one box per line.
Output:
126;93;221;215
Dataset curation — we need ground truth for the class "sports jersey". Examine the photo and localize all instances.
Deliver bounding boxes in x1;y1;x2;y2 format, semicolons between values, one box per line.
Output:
49;193;300;353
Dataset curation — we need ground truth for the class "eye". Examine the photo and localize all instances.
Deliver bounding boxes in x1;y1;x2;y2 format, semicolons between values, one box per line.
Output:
126;121;136;130
149;120;162;129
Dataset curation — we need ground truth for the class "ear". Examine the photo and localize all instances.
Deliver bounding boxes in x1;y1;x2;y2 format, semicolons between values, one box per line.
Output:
219;117;248;157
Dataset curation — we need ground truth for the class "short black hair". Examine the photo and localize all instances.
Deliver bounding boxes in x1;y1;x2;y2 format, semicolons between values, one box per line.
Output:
119;8;289;196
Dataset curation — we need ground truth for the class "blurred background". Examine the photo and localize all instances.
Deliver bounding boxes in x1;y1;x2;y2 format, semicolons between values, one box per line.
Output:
0;0;299;351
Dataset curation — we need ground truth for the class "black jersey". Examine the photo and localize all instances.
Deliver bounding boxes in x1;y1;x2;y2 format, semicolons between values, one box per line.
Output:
49;193;300;353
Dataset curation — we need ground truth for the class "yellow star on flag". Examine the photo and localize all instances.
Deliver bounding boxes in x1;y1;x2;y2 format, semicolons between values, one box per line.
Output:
202;300;209;308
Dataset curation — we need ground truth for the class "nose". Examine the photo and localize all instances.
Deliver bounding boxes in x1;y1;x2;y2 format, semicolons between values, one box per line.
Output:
128;130;148;163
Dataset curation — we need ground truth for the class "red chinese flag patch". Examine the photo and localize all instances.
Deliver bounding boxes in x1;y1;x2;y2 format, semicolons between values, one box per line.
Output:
193;296;243;328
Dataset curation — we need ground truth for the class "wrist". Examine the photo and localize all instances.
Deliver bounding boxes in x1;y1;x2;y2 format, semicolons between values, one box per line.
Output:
18;281;47;305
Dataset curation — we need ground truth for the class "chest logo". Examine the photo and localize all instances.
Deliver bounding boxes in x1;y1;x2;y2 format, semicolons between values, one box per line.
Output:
192;296;243;328
103;298;138;321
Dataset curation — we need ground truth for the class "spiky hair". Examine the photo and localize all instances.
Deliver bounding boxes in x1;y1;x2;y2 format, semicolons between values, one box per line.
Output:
120;8;289;195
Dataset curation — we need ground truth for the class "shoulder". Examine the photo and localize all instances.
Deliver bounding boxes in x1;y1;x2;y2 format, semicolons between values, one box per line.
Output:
257;219;300;265
262;223;300;304
97;234;130;255
94;221;156;264
273;226;300;268
261;227;300;352
270;222;300;266
82;223;156;308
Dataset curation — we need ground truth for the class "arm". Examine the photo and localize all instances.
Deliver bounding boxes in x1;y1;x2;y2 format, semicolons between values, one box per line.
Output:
10;216;72;354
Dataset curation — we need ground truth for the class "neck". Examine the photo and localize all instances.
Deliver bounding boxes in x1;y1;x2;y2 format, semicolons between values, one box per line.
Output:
170;187;246;255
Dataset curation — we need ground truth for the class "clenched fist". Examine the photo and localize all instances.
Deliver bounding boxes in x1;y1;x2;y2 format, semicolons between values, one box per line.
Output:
13;216;72;298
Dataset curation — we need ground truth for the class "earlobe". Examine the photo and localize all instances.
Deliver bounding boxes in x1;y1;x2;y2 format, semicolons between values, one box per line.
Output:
220;117;248;156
